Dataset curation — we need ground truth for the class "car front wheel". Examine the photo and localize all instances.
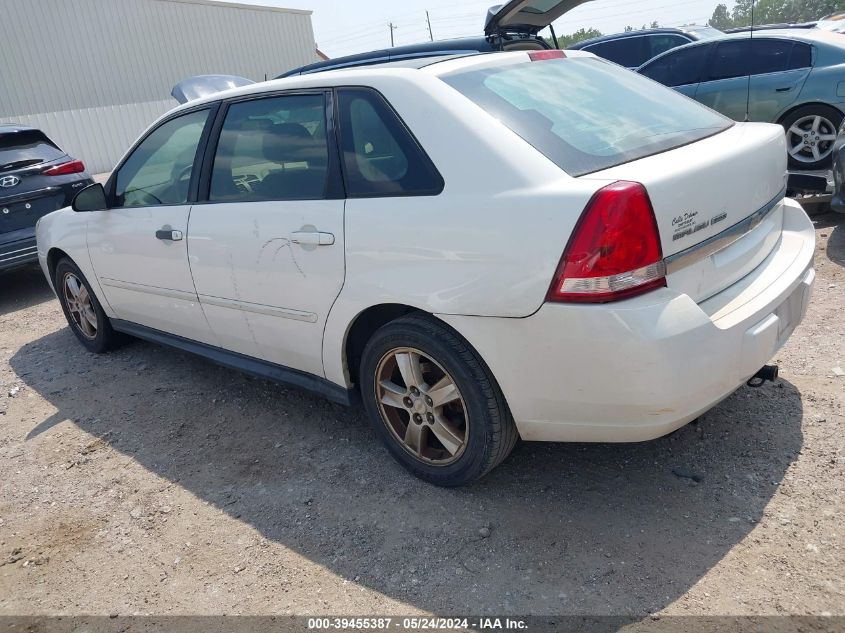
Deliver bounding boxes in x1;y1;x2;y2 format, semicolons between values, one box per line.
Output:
360;314;518;486
54;257;122;354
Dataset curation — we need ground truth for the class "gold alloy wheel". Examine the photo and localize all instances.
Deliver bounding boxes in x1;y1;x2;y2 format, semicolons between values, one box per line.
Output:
375;347;468;465
62;272;98;340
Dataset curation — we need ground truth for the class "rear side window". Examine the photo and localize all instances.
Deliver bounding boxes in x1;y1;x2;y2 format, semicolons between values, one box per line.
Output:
0;130;65;169
585;37;646;67
443;56;731;177
336;88;443;197
210;94;329;202
647;34;690;58
708;40;751;80
750;39;795;75
789;42;812;69
640;44;709;86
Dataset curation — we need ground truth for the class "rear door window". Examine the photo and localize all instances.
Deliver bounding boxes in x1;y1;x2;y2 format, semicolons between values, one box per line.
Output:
750;39;794;75
640;44;710;86
0;130;65;172
336;88;443;197
443;56;731;176
789;42;812;69
585;37;646;67
647;34;691;58
210;94;329;201
708;40;752;80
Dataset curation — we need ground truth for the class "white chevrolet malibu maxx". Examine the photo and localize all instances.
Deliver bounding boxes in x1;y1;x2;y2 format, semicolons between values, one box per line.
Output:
36;49;815;486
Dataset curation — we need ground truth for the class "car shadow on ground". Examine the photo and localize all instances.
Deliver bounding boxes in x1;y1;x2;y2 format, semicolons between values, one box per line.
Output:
0;264;54;315
11;328;804;619
815;211;845;267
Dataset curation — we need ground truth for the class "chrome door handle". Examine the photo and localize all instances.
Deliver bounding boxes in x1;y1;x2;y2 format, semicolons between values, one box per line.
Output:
155;229;183;241
290;230;335;246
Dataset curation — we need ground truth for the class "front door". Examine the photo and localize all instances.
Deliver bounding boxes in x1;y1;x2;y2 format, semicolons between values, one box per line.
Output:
186;93;345;377
87;107;217;344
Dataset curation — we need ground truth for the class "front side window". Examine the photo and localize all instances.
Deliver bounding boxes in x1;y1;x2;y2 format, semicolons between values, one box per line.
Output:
337;88;443;197
443;56;731;177
210;94;329;201
114;109;209;208
640;43;710;86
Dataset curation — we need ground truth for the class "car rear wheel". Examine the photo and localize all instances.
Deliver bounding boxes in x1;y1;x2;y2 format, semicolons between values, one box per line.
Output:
360;314;518;486
54;258;122;353
781;105;843;170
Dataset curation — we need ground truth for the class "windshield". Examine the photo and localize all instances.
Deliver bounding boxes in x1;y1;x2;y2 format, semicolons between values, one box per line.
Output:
0;130;65;169
441;56;732;176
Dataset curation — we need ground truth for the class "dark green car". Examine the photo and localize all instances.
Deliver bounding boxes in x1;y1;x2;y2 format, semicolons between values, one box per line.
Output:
638;29;845;169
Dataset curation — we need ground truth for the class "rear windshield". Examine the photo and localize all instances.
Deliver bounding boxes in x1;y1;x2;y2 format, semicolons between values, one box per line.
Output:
442;56;731;176
0;130;65;170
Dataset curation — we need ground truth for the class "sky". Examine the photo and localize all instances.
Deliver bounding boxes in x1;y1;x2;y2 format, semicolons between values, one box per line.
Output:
211;0;735;59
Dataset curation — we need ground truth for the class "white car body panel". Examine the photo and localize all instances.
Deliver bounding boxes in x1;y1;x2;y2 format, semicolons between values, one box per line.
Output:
187;199;345;377
86;204;218;345
438;198;814;441
35;51;817;444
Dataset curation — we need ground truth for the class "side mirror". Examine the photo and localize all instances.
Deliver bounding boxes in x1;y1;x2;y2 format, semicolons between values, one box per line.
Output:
72;183;108;212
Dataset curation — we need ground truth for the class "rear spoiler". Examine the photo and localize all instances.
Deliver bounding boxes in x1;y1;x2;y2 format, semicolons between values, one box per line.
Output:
171;75;256;104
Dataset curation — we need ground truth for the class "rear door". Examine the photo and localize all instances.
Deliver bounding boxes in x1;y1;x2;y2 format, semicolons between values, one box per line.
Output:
186;91;346;377
695;39;754;119
748;39;812;120
697;38;812;122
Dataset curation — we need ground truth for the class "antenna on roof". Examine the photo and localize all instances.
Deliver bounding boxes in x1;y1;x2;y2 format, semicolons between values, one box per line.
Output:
745;0;755;122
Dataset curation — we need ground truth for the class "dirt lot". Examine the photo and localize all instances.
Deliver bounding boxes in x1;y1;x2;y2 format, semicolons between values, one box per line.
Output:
0;211;843;619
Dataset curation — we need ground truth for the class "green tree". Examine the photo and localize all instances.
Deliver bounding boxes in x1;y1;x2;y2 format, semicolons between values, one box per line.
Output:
545;26;602;48
714;0;845;28
709;3;733;28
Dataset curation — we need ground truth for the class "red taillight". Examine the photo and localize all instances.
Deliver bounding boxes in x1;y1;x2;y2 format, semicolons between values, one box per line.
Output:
529;50;566;61
42;159;85;176
547;181;666;304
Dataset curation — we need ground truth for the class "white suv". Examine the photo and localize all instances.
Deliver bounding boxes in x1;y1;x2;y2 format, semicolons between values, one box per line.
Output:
36;50;815;486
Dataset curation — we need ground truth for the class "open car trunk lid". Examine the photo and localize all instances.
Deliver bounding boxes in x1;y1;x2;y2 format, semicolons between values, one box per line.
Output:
586;123;788;304
484;0;592;36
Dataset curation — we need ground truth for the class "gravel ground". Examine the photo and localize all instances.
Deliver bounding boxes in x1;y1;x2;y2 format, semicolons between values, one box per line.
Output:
0;211;843;618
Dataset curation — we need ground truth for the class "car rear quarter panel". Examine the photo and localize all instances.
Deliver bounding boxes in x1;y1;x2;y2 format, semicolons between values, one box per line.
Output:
800;61;845;111
320;73;606;387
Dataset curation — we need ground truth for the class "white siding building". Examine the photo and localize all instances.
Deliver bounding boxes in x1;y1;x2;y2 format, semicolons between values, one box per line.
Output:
1;0;319;173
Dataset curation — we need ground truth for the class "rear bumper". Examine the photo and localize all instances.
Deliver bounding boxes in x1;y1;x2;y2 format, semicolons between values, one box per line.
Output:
0;229;37;271
437;198;816;442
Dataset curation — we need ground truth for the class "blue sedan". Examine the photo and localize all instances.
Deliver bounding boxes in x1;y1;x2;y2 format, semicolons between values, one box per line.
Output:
638;29;845;169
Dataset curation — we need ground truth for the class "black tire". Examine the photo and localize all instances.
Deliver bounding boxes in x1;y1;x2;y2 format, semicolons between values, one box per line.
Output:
54;257;122;354
359;313;518;487
781;104;844;170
